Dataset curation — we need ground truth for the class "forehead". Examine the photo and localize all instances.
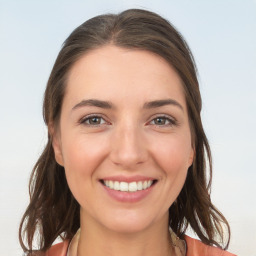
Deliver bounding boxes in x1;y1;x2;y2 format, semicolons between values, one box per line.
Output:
65;45;186;108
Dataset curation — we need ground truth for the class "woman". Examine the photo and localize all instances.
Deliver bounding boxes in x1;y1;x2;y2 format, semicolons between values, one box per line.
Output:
19;9;236;256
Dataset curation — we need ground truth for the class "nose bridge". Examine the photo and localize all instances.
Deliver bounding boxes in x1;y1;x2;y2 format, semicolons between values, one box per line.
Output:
110;119;147;168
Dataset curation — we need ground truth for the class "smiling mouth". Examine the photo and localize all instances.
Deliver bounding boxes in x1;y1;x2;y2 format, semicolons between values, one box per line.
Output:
100;180;157;192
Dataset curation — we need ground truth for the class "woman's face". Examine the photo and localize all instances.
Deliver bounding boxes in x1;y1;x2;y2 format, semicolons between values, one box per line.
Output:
52;45;194;233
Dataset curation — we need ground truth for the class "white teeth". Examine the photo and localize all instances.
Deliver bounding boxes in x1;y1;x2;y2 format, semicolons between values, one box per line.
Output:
103;180;154;192
128;182;137;192
137;181;143;190
143;181;148;189
120;182;128;192
148;180;153;187
114;181;120;190
109;180;114;189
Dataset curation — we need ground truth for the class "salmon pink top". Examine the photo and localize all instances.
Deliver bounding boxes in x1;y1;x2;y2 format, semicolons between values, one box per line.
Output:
45;236;236;256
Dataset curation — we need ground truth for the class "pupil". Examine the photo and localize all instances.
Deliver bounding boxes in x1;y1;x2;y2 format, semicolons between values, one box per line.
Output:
156;118;165;124
90;117;100;124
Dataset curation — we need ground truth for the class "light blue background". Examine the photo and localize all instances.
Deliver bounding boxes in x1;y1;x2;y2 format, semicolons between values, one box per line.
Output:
0;1;255;255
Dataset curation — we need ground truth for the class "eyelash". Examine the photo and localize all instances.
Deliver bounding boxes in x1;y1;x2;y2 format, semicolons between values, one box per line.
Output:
148;115;177;127
79;114;177;127
79;114;109;126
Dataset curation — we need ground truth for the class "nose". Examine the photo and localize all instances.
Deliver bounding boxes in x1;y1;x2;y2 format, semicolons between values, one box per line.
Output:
110;124;148;169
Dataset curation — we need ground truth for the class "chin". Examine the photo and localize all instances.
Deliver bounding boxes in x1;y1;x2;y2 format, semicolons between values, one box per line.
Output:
99;210;159;234
106;220;151;234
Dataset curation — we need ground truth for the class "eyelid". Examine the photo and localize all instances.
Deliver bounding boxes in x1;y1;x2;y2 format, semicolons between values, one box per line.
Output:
78;113;177;127
147;114;177;126
79;114;110;126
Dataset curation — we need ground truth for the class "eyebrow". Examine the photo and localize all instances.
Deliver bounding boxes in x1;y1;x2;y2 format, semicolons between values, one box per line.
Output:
72;99;113;110
143;99;184;111
72;98;183;111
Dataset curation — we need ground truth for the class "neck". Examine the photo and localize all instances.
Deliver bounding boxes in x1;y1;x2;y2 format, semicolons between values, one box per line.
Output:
76;211;174;256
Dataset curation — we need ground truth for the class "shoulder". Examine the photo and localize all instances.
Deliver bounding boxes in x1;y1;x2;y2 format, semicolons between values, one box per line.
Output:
45;240;69;256
41;236;237;256
184;235;237;256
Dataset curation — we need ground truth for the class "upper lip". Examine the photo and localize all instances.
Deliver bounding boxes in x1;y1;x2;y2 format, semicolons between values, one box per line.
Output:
99;175;157;183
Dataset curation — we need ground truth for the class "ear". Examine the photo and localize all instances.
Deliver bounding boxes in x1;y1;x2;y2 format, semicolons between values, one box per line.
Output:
49;122;64;166
188;146;195;167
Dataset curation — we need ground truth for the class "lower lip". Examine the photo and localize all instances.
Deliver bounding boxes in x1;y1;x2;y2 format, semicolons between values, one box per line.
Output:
101;183;155;203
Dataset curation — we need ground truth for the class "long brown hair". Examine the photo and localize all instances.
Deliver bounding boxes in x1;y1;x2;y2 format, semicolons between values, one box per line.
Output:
19;8;230;253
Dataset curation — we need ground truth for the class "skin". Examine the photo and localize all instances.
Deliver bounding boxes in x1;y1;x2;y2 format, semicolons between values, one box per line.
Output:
52;45;194;256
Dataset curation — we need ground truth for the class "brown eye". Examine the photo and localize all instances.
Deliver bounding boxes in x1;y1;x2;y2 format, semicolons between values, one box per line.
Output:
149;116;176;126
154;117;168;125
88;117;101;125
81;116;106;125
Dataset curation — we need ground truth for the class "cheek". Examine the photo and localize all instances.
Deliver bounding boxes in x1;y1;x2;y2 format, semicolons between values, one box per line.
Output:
61;134;109;201
151;134;192;175
147;135;191;213
62;131;108;170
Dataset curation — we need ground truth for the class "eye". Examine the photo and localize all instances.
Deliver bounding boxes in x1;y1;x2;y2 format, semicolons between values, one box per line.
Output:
149;116;176;126
80;115;107;126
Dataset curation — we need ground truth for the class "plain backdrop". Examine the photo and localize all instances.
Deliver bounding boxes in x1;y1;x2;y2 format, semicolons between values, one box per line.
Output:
0;0;255;255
